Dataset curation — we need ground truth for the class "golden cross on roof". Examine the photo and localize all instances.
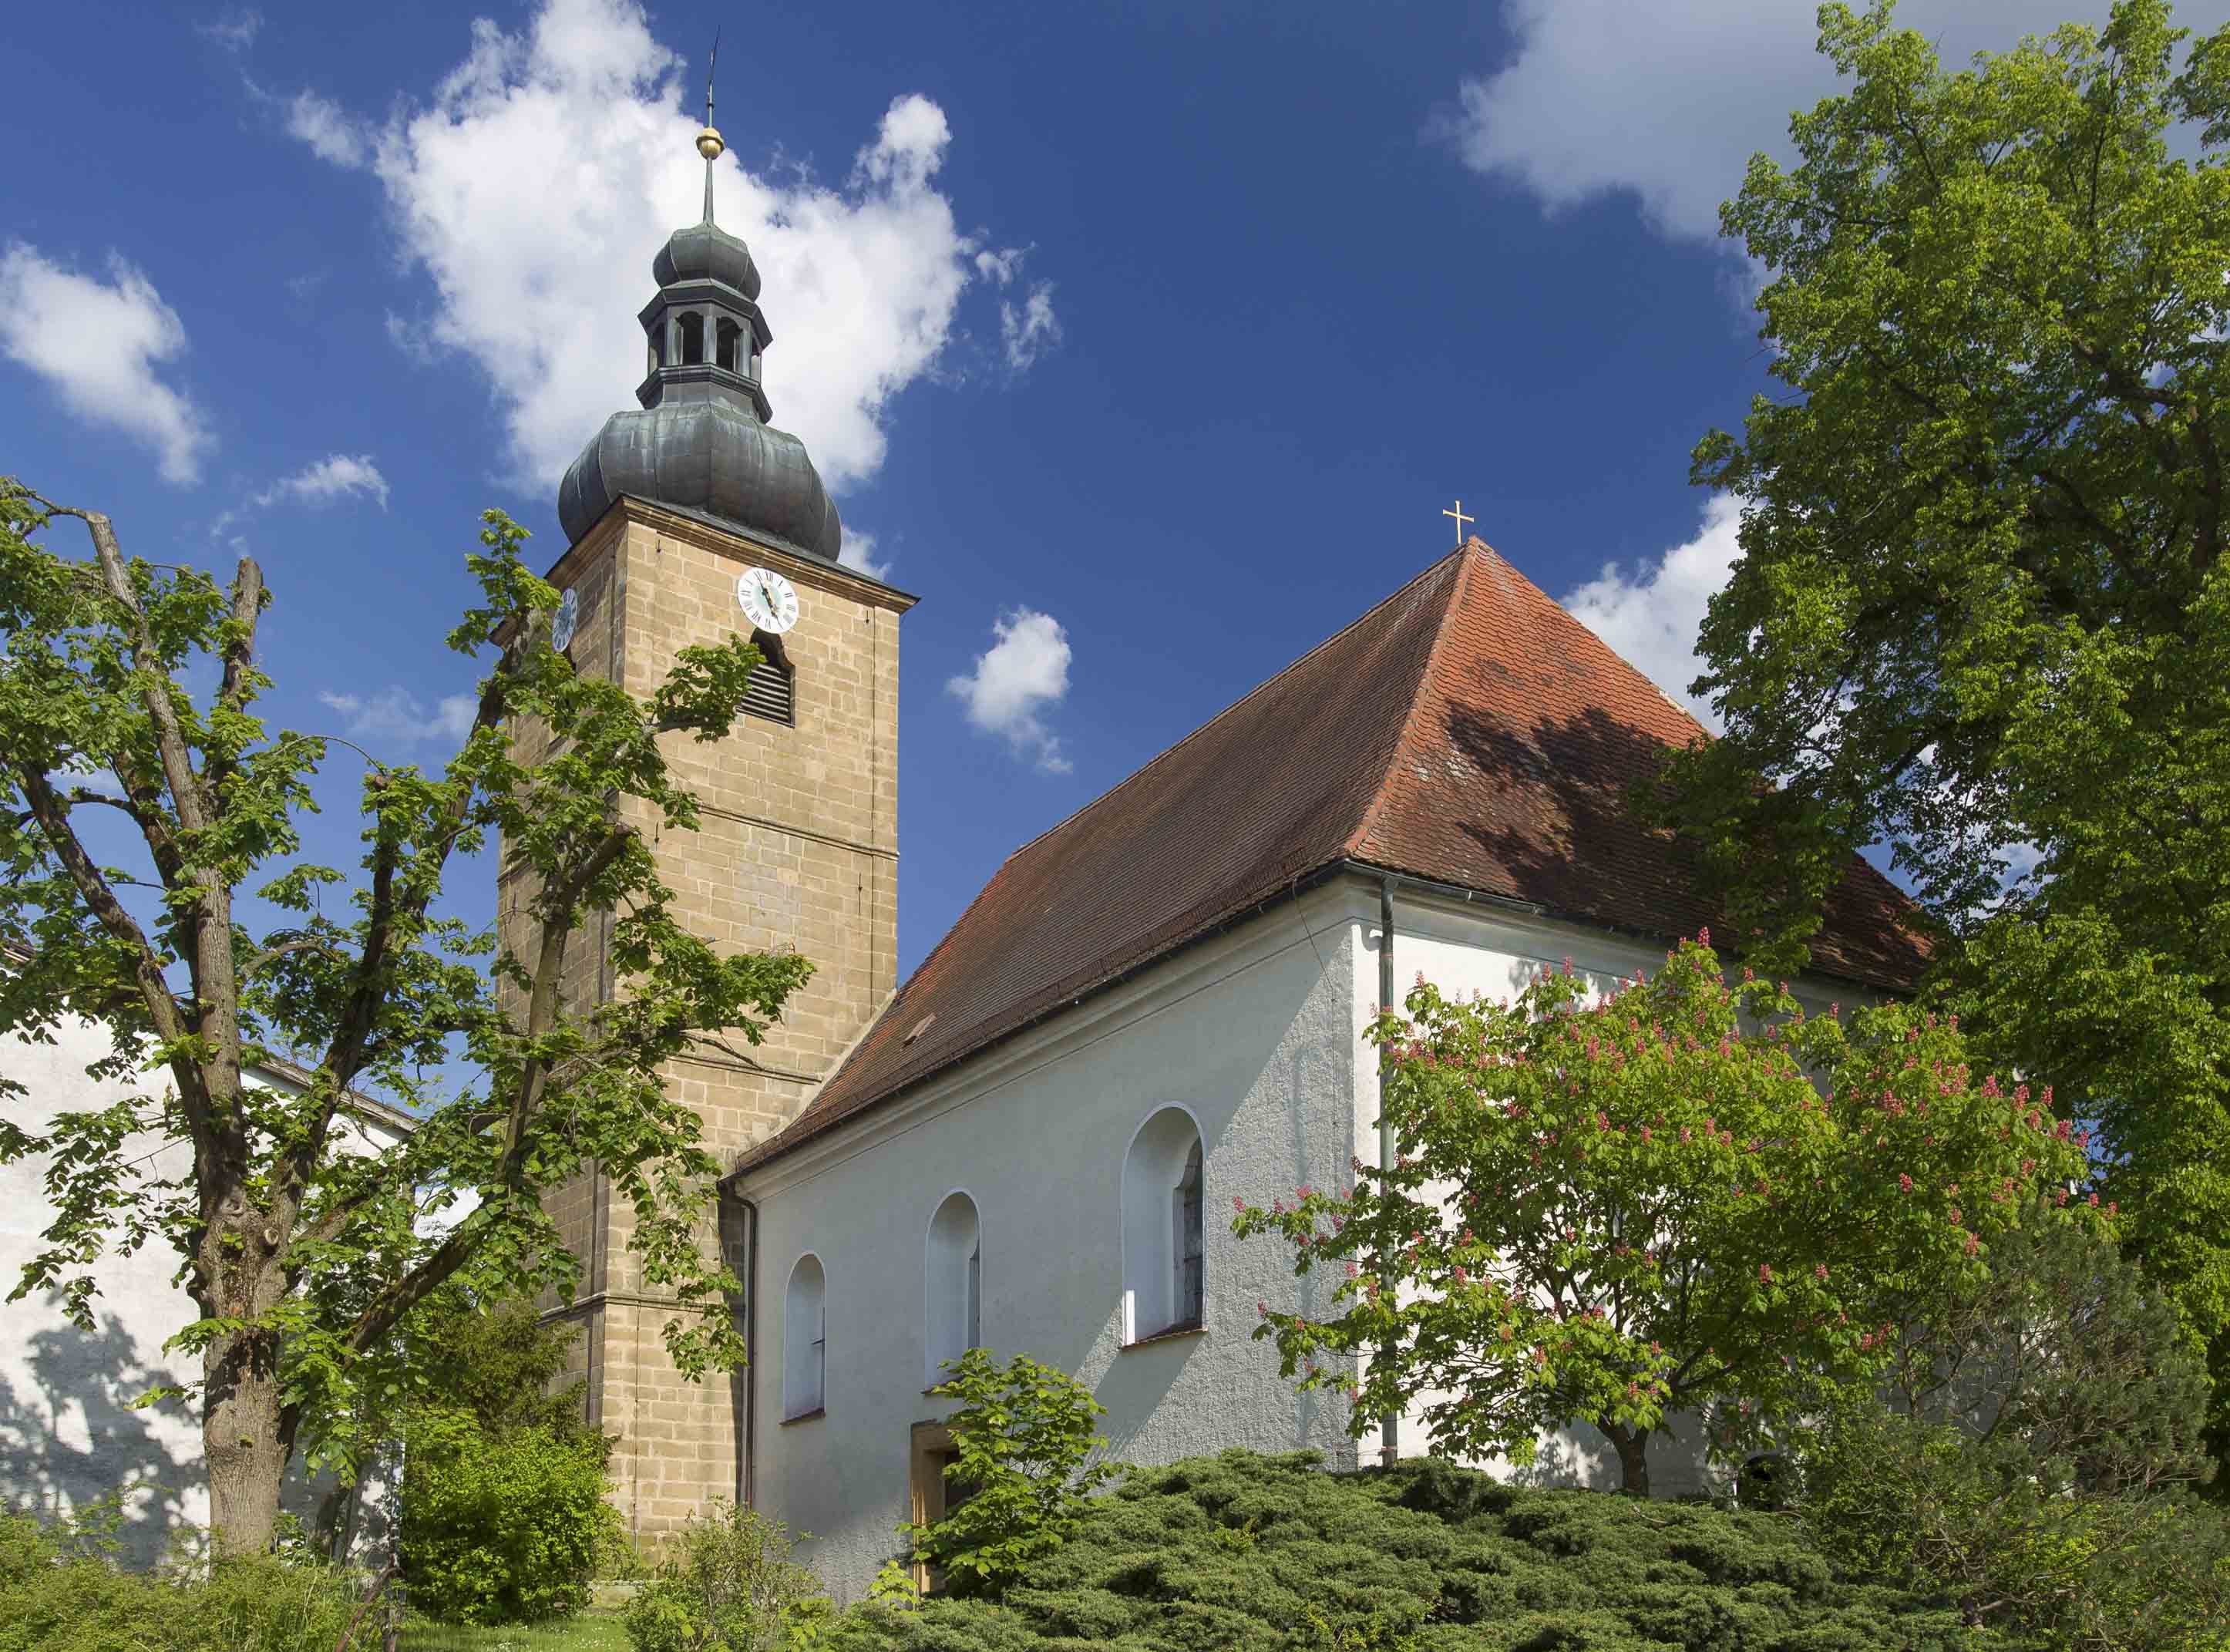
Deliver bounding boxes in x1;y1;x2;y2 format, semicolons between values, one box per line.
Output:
1441;499;1475;544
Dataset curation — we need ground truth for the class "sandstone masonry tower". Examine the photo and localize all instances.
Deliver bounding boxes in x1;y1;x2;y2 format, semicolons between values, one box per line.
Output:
502;108;913;1537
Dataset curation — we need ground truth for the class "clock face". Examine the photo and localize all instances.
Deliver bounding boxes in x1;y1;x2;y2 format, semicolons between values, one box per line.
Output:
738;567;800;634
550;587;579;653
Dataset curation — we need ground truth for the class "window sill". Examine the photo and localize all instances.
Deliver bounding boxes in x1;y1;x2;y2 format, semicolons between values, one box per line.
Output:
1122;1321;1205;1351
779;1407;826;1426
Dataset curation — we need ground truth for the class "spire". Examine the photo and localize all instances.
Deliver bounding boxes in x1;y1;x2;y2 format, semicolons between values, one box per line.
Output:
553;48;843;564
696;29;723;223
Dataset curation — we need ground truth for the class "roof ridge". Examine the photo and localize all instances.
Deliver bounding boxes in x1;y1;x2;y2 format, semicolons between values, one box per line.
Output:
1344;540;1488;860
993;543;1475;868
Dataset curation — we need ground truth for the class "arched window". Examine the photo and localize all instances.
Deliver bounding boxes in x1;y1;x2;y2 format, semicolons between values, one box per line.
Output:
783;1253;826;1418
678;311;705;366
1122;1107;1206;1344
925;1191;981;1385
647;321;667;375
715;317;742;372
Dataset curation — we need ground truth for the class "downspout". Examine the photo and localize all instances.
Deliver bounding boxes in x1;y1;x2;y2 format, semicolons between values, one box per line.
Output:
1377;877;1401;1469
720;1186;760;1510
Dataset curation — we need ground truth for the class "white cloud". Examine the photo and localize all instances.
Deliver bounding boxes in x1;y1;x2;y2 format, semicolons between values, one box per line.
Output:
1000;283;1061;372
318;688;479;748
284;89;372;168
0;246;214;485
838;528;890;582
1447;1;2230;244
1562;493;1743;731
947;607;1073;774
251;453;390;510
282;0;1041;496
198;10;261;52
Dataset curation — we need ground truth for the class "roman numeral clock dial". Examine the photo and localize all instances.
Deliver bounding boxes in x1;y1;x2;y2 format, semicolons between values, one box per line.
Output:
738;567;800;634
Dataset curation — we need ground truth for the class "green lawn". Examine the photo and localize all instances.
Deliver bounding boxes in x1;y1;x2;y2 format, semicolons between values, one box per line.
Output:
399;1613;628;1652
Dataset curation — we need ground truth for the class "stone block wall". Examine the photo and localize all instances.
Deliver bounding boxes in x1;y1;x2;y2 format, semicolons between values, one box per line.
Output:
498;496;912;1539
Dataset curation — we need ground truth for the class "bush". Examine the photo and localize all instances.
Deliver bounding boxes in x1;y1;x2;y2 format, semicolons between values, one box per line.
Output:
1794;1219;2230;1650
823;1447;2006;1650
400;1416;621;1623
0;1505;366;1652
900;1348;1119;1600
624;1500;829;1652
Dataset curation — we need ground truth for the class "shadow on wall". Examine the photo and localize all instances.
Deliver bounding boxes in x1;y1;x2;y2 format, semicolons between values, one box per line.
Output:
0;1311;195;1568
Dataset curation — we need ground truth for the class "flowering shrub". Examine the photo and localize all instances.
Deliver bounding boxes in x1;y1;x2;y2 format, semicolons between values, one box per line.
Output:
1233;934;2095;1492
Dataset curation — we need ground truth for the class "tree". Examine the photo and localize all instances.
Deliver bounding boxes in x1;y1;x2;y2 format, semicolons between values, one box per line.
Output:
1234;937;2094;1494
901;1349;1119;1597
1655;0;2230;1459
1797;1219;2228;1647
0;481;809;1554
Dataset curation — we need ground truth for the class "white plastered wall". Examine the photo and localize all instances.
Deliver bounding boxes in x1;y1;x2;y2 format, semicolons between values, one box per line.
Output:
0;1014;409;1563
738;873;1879;1598
736;880;1368;1601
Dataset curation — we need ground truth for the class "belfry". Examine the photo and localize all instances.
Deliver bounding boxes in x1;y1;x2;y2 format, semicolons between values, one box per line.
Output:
508;99;913;1538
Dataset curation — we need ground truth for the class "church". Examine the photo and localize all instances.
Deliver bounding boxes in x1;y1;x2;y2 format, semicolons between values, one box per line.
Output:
525;120;1926;1600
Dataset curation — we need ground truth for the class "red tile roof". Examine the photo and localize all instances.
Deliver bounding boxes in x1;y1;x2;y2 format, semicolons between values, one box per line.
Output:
734;542;1928;1173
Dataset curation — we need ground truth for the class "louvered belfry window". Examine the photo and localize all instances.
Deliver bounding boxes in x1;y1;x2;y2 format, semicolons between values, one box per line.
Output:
745;628;795;727
744;659;795;725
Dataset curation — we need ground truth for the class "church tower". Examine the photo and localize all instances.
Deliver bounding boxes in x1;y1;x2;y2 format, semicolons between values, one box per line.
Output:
503;103;913;1536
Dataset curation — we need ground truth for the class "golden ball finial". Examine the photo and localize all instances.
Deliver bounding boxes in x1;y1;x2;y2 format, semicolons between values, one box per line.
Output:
696;126;725;162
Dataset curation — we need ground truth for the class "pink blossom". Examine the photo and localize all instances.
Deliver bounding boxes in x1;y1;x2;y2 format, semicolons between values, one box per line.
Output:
1899;1173;1914;1193
1297;1184;1313;1200
1964;1233;1979;1256
1815;1263;1828;1280
1233;1196;1246;1211
1758;1263;1774;1284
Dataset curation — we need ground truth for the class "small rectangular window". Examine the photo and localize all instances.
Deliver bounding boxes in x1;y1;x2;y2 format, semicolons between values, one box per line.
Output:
745;661;794;726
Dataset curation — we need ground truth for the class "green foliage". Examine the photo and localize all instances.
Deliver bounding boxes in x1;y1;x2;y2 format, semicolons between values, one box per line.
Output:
900;1348;1121;1599
1796;1220;2229;1649
401;1418;620;1625
822;1447;2006;1651
395;1291;621;1624
1653;0;2230;1459
622;1501;829;1652
0;1505;365;1652
1236;937;2093;1492
0;483;812;1549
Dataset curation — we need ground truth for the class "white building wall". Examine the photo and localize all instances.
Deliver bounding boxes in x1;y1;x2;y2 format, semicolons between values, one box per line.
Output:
742;874;1879;1598
0;1014;406;1564
738;883;1367;1600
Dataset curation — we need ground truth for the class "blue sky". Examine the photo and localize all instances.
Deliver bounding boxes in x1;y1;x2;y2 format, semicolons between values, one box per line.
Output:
7;0;2222;985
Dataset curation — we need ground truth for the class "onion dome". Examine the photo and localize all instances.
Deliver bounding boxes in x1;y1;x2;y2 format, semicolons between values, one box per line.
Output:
653;220;760;301
555;117;842;564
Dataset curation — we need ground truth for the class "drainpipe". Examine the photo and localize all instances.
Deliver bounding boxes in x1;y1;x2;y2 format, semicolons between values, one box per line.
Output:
720;1186;760;1510
1377;877;1401;1470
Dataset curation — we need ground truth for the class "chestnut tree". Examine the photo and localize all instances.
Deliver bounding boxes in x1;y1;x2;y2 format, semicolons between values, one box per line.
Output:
0;483;807;1554
1236;937;2094;1494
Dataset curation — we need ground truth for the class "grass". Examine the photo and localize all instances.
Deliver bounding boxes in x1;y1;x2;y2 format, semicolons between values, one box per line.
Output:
398;1613;629;1652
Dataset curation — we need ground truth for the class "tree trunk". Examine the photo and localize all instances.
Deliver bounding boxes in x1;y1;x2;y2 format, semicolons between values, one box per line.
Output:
1602;1422;1650;1496
203;1321;290;1556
